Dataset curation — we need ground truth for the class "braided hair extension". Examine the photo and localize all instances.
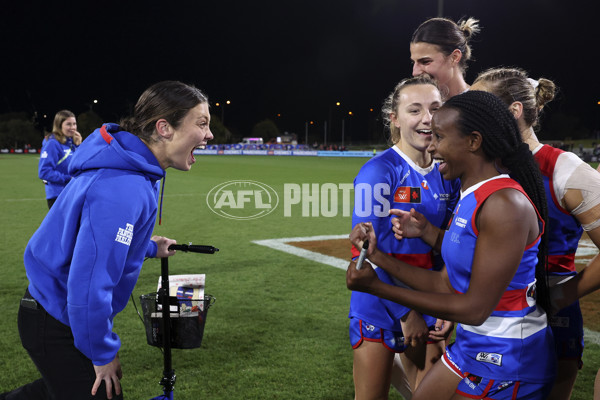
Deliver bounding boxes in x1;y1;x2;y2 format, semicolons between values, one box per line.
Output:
442;90;551;312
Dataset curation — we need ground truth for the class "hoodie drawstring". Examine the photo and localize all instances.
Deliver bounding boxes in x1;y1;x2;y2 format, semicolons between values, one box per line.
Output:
158;174;166;225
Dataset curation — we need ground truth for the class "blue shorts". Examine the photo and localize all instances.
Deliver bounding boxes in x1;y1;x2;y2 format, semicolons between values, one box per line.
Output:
349;318;406;352
549;300;584;365
349;318;438;352
442;350;553;399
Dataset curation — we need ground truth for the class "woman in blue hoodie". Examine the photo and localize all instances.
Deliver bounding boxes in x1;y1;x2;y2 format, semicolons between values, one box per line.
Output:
3;81;214;400
38;109;82;209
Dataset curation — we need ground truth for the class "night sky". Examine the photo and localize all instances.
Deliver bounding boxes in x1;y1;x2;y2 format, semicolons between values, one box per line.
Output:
2;0;599;142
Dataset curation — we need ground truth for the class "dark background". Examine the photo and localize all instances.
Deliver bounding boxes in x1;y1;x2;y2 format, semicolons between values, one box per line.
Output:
2;0;599;144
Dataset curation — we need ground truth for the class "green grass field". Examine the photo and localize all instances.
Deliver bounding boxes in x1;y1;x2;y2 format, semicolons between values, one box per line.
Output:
0;154;598;399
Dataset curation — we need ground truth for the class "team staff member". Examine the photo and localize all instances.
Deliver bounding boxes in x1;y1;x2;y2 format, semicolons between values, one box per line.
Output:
38;109;82;209
348;75;459;399
1;80;214;400
348;91;556;399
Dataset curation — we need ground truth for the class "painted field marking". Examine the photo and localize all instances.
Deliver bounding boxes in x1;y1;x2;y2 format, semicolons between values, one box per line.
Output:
576;238;598;263
252;234;349;270
253;234;598;270
253;234;600;344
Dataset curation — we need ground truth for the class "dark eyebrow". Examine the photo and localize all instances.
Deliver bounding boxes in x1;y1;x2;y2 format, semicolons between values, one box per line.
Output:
414;56;432;63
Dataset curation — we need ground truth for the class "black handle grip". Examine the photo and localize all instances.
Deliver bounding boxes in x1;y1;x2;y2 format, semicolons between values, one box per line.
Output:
168;243;219;254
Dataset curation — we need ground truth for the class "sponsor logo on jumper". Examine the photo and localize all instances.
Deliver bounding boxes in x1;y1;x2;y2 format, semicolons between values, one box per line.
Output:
394;186;421;203
476;352;502;366
455;216;468;228
399;170;411;185
115;223;134;246
439;193;451;201
421;180;429;190
450;232;461;244
40;151;48;158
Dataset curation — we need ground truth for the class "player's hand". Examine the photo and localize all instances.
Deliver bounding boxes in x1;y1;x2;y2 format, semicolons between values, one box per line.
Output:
349;222;377;256
92;354;122;399
390;208;428;240
429;319;454;342
346;259;378;293
400;310;429;347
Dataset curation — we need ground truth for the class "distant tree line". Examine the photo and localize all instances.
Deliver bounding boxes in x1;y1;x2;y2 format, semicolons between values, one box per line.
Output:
0;110;104;149
0;108;285;149
11;109;591;148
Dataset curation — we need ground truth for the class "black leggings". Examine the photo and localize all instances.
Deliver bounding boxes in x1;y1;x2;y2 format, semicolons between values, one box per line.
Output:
1;290;123;399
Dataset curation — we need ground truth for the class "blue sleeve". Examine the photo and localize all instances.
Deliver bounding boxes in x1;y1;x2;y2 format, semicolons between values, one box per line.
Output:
352;158;394;238
66;179;150;365
145;239;157;258
38;140;71;184
352;158;412;320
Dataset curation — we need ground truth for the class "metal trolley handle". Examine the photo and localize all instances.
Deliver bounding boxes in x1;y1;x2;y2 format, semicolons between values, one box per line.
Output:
155;242;218;398
168;243;219;254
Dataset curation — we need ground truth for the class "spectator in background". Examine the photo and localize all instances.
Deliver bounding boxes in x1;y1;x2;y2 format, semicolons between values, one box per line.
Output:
38;110;82;209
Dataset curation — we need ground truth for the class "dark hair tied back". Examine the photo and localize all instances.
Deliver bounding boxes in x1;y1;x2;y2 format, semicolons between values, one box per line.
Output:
120;81;208;142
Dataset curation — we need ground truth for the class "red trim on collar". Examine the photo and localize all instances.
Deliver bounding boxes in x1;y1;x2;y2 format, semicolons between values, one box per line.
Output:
100;125;114;144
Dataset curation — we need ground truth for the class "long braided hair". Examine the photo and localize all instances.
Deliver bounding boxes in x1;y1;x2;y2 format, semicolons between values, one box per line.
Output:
443;90;550;312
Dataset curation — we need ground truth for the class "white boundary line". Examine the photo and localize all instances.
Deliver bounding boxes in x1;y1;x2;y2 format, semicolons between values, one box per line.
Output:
253;234;600;343
252;234;349;270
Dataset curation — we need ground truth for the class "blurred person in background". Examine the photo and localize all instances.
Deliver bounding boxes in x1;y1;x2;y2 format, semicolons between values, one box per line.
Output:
38;109;82;209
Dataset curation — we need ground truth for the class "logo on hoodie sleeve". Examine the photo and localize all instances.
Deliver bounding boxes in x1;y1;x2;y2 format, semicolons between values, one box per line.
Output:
115;223;134;246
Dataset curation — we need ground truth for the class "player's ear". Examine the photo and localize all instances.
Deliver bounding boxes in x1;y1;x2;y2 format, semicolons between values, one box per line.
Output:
155;119;172;139
469;130;483;152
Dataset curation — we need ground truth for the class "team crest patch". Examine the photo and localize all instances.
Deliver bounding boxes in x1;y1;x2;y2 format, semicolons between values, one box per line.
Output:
115;223;134;246
476;352;502;366
394;187;421;203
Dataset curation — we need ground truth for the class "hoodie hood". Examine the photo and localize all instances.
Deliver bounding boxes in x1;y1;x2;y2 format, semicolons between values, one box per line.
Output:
69;123;164;182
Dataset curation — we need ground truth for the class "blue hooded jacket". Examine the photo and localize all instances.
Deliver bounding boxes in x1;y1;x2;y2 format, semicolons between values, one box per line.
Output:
38;134;78;199
24;123;164;365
